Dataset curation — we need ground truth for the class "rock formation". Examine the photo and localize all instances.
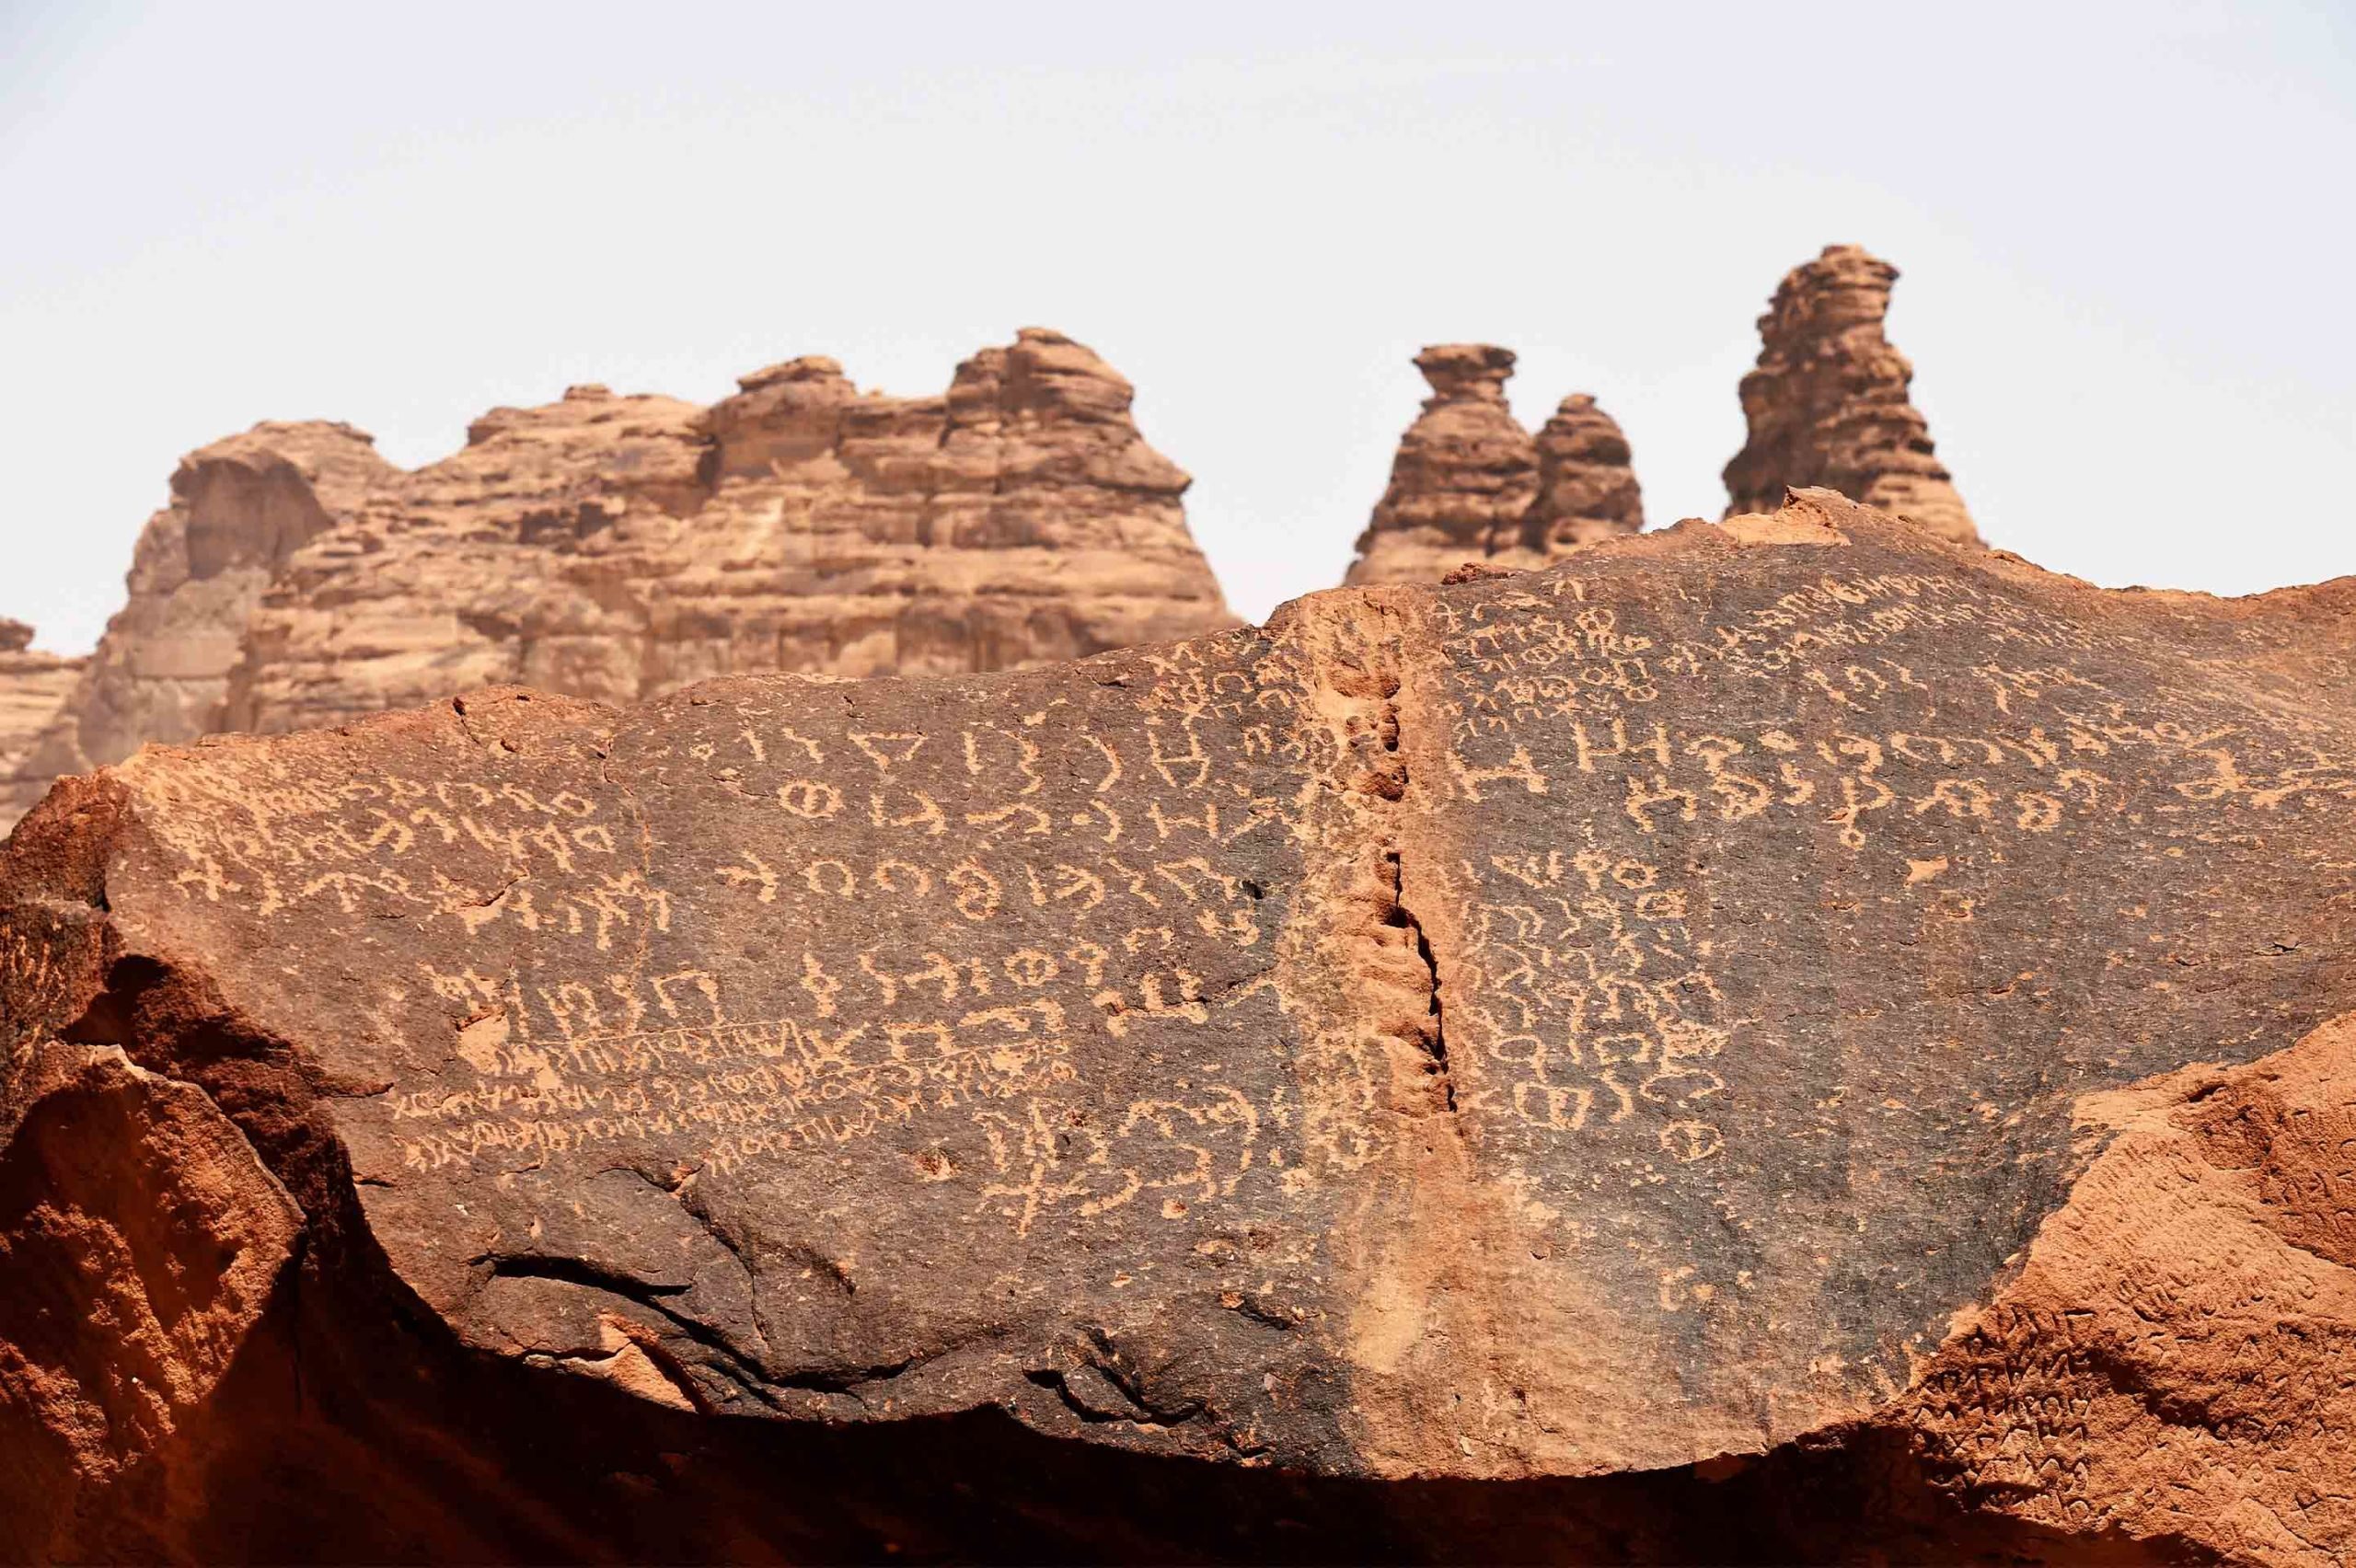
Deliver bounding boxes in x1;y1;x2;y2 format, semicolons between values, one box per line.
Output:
6;490;2352;1563
1723;245;1981;547
2;332;1230;829
1343;346;1643;584
0;624;86;825
1529;392;1646;555
18;423;398;807
223;329;1230;734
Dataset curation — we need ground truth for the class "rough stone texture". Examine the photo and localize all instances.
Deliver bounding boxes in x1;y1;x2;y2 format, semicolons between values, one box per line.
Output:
6;490;2355;1562
4;333;1229;834
0;627;87;827
223;329;1231;735
19;423;398;807
0;1043;303;1562
1723;246;1982;547
1529;393;1646;556
1893;1016;2356;1562
1345;348;1645;586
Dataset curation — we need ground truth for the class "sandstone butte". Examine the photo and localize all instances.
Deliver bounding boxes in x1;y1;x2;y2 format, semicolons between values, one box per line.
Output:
1343;345;1645;585
6;490;2353;1564
0;329;1232;832
1724;245;1983;548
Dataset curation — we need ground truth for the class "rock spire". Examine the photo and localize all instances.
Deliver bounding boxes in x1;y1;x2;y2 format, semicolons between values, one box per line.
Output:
1721;244;1981;546
1345;345;1642;583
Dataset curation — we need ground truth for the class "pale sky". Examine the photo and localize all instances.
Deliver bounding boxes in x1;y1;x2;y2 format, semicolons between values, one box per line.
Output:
4;1;2350;654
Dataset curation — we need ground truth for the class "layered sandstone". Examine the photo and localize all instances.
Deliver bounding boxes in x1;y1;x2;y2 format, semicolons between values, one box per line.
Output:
1723;245;1981;546
2;334;1229;831
224;329;1230;733
1345;346;1643;584
12;423;399;822
1529;392;1646;555
0;624;85;825
6;491;2350;1563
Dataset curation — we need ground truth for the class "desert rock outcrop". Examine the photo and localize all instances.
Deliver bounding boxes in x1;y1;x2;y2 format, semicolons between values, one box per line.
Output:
1345;346;1642;584
3;334;1230;830
224;329;1230;733
12;422;399;822
1722;245;1981;546
6;492;2351;1562
1529;392;1646;554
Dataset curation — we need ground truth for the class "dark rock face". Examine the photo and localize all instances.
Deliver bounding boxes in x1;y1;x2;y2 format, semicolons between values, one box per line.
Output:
5;491;2355;1562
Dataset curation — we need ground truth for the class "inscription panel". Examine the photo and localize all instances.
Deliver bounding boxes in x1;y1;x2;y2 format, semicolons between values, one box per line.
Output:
110;644;1361;1457
1415;533;2356;1444
62;502;2356;1478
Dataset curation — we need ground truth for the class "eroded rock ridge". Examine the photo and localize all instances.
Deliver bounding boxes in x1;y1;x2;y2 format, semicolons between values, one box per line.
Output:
3;331;1230;829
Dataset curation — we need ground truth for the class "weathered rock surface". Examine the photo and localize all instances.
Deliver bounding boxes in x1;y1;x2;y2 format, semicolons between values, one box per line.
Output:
0;625;87;826
0;1045;302;1560
1530;392;1646;556
5;333;1230;831
6;490;2354;1562
1723;246;1982;547
20;423;398;808
223;328;1230;734
1344;346;1643;584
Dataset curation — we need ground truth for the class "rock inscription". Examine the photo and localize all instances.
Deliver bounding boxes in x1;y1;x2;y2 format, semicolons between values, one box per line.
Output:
8;491;2356;1561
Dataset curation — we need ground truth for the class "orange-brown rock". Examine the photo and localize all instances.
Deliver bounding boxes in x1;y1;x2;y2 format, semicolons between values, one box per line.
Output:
0;1044;303;1562
14;422;398;820
6;334;1229;825
6;491;2353;1562
223;329;1230;733
1345;346;1642;584
1529;392;1645;555
0;625;86;827
1892;1015;2356;1562
1722;245;1981;546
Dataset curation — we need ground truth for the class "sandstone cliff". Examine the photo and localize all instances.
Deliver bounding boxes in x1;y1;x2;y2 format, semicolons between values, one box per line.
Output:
0;623;85;825
3;333;1230;827
224;329;1230;733
15;422;400;813
6;492;2349;1563
1343;345;1644;584
1722;245;1981;546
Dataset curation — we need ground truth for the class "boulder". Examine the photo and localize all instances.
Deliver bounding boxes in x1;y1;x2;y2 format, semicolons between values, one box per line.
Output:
5;491;2351;1562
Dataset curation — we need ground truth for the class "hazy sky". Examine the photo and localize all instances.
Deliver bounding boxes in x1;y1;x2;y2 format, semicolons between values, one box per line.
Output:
4;1;2350;654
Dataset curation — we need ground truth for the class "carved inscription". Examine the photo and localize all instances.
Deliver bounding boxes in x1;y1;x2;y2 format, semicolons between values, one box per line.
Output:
65;503;2356;1470
123;648;1322;1253
1428;563;2356;1185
